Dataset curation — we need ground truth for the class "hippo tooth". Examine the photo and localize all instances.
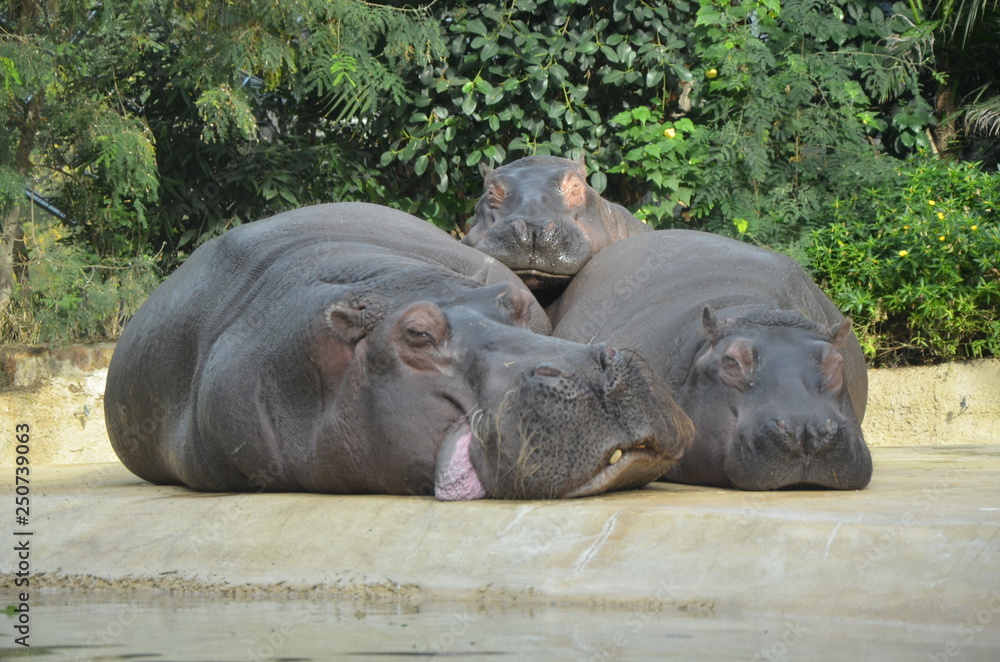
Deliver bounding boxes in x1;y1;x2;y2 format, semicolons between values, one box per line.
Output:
609;449;623;465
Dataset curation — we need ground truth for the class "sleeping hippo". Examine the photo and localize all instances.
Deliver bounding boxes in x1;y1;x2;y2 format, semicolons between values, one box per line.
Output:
549;229;872;490
105;203;692;500
462;156;650;296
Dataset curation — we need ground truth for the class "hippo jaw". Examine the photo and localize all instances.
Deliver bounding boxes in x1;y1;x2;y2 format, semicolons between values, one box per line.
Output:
513;268;574;292
465;222;593;292
465;346;692;500
562;438;677;498
723;408;872;490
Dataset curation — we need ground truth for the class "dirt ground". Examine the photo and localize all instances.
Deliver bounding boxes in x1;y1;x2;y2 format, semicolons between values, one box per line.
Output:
1;343;998;466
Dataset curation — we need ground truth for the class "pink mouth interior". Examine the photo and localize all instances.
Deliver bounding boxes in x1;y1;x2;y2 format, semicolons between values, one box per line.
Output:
435;429;487;501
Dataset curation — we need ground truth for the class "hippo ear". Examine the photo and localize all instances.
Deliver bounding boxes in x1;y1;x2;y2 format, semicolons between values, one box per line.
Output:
327;296;384;343
558;171;587;208
820;345;846;394
828;317;854;350
479;161;494;179
486;179;507;209
701;305;724;342
573;154;588;177
819;318;852;394
493;283;534;329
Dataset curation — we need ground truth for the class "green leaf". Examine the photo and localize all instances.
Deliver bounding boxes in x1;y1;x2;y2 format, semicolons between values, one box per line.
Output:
466;19;488;37
414;154;429;176
590;170;608;193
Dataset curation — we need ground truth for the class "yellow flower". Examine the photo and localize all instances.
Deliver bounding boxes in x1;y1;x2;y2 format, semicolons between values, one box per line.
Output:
939;235;946;241
971;225;979;231
898;250;908;257
937;212;945;220
928;199;936;206
663;128;676;138
706;68;718;79
903;225;910;230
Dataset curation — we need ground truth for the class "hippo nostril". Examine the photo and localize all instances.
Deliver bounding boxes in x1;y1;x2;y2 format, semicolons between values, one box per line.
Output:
595;343;618;371
799;417;840;454
531;365;568;379
542;220;557;238
511;219;529;241
774;418;788;432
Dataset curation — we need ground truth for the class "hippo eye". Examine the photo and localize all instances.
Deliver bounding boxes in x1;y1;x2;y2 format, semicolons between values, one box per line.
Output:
404;326;437;349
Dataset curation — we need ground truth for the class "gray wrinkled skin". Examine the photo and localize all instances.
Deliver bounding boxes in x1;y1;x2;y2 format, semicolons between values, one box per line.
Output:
550;229;872;491
462;156;650;293
105;203;692;500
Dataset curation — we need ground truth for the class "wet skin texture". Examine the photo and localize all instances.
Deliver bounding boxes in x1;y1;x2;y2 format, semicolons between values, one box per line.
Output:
549;229;873;491
105;203;692;500
462;156;650;295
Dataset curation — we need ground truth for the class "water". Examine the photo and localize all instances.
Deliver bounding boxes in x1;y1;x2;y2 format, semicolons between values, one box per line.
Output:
3;592;998;661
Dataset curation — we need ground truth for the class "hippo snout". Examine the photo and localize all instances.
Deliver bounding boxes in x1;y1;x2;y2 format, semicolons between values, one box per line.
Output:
728;408;871;490
769;415;840;455
527;344;622;394
475;342;692;499
510;217;559;243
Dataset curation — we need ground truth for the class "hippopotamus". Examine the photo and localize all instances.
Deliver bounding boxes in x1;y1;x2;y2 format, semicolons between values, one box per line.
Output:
549;229;872;490
105;202;692;501
462;156;651;297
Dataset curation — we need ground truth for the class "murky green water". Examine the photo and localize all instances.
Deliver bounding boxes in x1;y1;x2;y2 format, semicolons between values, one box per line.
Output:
3;593;998;661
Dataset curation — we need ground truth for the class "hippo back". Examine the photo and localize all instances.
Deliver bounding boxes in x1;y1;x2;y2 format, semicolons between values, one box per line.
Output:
105;203;549;488
549;229;867;421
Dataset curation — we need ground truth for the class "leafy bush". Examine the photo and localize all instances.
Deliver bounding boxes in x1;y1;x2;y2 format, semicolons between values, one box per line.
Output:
375;0;697;229
376;0;933;249
0;220;160;345
807;154;1000;365
610;0;933;254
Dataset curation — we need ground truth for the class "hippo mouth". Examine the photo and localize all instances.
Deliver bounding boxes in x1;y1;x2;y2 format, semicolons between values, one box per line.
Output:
563;439;676;498
434;421;487;501
513;269;573;291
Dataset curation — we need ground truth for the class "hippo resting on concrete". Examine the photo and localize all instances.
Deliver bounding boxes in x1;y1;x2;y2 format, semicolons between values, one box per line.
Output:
549;229;872;490
462;156;650;294
105;202;692;501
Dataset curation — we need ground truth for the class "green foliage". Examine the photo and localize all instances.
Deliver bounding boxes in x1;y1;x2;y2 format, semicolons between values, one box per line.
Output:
660;0;934;252
195;84;258;143
375;0;697;228
0;219;161;344
1;0;444;263
608;108;706;226
808;153;1000;365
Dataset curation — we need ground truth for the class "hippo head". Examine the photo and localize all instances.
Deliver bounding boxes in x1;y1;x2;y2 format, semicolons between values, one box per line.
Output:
462;156;613;292
664;306;872;490
330;281;691;500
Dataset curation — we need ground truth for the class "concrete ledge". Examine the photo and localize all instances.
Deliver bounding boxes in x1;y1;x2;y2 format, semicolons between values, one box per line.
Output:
0;343;115;466
5;446;998;624
867;359;1000;446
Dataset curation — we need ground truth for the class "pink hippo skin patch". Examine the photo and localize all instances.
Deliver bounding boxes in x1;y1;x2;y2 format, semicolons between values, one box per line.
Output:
435;429;487;501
